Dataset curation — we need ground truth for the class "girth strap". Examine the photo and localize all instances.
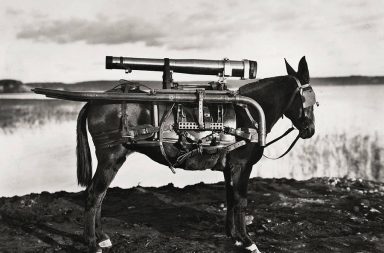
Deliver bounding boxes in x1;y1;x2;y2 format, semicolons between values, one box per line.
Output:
159;103;176;173
173;140;248;167
172;126;256;167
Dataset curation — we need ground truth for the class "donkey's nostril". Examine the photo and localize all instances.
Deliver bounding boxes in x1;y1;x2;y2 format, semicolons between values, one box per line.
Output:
299;126;315;139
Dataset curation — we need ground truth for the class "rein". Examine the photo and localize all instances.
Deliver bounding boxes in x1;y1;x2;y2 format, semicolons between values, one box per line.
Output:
262;128;300;160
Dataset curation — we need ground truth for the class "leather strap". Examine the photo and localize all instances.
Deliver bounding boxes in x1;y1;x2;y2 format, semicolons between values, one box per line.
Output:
224;127;253;140
92;125;159;149
264;127;295;147
261;76;305;160
159;103;176;173
173;139;248;167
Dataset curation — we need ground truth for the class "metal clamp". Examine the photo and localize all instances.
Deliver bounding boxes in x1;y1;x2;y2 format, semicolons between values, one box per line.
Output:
197;89;205;129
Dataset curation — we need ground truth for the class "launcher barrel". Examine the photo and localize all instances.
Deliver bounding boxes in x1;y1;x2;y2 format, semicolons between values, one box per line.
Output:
106;56;257;79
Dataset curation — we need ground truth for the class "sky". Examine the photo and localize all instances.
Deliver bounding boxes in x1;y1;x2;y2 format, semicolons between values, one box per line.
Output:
0;0;383;83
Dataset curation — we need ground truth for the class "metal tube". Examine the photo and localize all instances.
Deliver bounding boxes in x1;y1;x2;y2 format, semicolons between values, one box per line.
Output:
106;56;257;79
152;103;159;139
154;89;234;94
32;88;266;146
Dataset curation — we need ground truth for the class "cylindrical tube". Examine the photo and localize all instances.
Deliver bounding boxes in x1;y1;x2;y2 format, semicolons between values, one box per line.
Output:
106;56;257;79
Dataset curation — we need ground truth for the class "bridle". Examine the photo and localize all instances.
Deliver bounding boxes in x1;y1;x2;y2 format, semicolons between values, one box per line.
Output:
284;76;318;118
263;75;318;160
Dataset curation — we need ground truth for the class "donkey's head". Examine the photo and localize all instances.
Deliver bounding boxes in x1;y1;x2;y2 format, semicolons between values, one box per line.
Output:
283;56;316;139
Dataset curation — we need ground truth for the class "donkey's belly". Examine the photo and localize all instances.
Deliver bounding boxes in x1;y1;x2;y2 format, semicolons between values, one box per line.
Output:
133;143;227;171
182;150;227;171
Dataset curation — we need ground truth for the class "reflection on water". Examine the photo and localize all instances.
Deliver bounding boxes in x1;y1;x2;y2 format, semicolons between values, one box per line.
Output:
0;121;226;197
1;85;383;197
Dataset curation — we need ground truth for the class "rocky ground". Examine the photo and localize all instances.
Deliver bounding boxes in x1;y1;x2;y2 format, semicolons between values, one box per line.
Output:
1;177;384;253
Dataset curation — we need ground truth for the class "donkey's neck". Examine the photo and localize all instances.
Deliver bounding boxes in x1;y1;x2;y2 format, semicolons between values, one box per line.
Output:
239;75;296;133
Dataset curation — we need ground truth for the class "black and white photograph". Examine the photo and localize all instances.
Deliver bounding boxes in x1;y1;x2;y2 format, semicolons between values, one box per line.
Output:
1;0;383;252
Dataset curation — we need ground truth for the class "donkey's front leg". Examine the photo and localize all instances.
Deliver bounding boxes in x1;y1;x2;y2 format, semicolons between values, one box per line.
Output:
224;168;235;238
231;163;260;253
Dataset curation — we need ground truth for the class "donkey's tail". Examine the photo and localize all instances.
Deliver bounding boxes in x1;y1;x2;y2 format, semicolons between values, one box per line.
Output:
76;103;92;187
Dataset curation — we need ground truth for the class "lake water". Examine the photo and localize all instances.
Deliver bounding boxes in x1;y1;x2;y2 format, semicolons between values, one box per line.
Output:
1;85;383;197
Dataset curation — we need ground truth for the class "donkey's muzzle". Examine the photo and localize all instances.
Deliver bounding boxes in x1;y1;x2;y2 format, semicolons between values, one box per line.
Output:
299;118;315;139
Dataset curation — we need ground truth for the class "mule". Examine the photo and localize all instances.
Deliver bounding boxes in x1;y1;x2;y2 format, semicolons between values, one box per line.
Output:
76;56;315;252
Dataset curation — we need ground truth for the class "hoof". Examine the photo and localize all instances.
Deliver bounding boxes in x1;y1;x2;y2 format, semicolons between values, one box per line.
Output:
235;240;243;247
95;249;102;253
98;238;112;248
245;243;261;253
245;215;254;225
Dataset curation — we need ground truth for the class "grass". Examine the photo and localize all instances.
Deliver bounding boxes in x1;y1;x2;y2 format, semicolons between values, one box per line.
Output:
292;133;384;182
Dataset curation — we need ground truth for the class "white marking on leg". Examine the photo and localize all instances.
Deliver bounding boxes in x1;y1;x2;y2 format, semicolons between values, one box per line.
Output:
245;215;254;225
235;240;243;246
98;238;112;248
245;243;260;252
96;249;102;253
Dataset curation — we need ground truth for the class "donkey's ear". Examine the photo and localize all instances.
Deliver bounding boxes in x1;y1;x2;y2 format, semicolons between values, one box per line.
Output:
297;56;310;83
285;58;296;76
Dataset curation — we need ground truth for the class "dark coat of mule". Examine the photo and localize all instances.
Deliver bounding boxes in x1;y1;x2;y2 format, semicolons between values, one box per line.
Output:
76;57;315;253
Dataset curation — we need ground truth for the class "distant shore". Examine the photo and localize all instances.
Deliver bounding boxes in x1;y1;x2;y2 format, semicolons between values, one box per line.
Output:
1;75;384;93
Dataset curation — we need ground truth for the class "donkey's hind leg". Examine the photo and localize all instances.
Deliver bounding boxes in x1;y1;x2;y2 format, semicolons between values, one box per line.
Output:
84;145;130;253
224;168;236;238
94;191;110;248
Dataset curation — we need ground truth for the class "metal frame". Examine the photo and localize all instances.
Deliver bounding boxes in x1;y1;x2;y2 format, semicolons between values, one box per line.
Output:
32;88;266;146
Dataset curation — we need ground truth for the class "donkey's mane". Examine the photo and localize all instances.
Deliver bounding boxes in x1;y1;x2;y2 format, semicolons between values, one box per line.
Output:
239;75;289;97
237;75;296;133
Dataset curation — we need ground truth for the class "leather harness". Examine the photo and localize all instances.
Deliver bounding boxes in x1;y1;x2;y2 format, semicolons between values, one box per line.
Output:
90;82;255;173
91;76;317;171
263;75;317;159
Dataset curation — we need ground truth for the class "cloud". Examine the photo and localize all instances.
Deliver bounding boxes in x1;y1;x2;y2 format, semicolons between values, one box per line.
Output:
14;0;384;52
15;5;258;50
17;17;165;46
6;8;23;16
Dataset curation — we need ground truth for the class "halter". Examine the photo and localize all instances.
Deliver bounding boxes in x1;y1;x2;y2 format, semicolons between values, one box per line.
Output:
263;75;318;160
285;76;318;116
